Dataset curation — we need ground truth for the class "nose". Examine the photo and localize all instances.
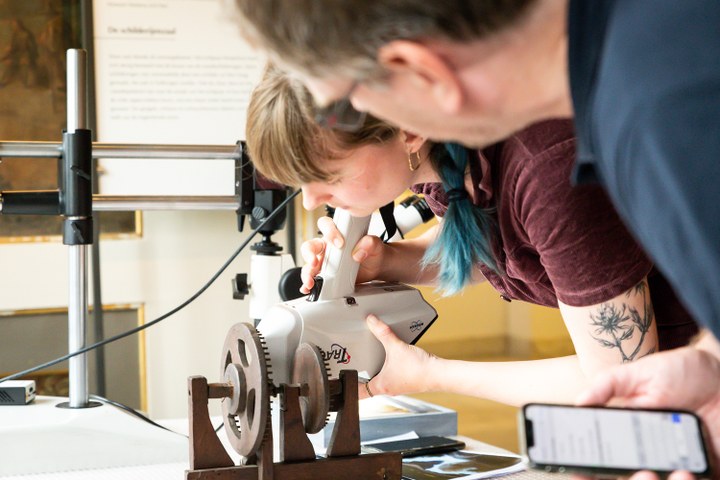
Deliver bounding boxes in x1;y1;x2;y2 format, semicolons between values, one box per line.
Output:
301;184;331;210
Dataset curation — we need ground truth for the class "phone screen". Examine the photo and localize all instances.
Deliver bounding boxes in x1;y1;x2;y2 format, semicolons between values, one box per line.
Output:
524;404;708;473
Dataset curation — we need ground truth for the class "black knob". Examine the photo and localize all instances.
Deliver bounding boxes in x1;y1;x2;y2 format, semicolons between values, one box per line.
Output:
232;273;250;300
252;206;269;221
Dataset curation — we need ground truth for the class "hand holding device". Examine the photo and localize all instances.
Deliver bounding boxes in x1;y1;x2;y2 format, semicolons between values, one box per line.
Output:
300;216;387;293
257;209;437;384
300;196;433;294
311;208;371;301
358;314;438;399
519;403;713;477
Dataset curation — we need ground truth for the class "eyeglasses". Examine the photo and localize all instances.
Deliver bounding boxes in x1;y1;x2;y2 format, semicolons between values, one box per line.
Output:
313;81;367;132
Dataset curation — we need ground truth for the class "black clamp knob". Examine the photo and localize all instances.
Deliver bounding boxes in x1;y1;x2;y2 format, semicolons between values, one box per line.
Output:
232;273;250;300
252;206;269;221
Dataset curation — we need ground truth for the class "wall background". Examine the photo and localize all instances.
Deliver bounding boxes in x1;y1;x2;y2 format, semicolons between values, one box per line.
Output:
0;0;574;420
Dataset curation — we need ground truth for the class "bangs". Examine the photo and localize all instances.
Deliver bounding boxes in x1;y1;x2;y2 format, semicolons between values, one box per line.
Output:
245;62;399;188
246;64;335;187
248;116;337;188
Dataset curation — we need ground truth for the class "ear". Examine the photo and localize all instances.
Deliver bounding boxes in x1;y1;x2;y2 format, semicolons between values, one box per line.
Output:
377;40;463;114
400;130;428;154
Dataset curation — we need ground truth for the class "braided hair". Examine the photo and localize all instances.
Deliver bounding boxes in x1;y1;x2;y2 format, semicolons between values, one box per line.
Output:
421;143;500;295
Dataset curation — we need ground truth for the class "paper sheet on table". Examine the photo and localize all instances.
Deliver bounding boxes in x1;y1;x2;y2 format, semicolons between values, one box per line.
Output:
364;431;420;445
401;450;524;480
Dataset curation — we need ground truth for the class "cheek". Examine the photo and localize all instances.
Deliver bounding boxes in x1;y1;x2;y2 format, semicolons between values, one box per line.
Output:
365;173;407;205
364;77;440;119
336;178;381;207
351;87;406;122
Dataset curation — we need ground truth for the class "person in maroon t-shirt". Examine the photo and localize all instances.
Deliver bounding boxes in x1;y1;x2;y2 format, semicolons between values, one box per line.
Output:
246;64;698;407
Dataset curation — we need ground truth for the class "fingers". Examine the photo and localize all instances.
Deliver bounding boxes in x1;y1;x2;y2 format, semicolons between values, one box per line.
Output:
667;471;695;480
300;238;326;293
299;216;348;294
352;234;382;263
318;216;381;264
317;216;344;248
575;370;620;406
364;315;434;397
577;470;685;480
366;314;400;347
359;316;396;400
576;354;663;408
629;471;662;480
575;361;644;407
300;216;382;294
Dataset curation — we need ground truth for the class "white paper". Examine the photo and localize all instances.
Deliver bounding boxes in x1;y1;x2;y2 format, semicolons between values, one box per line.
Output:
364;431;421;445
93;0;266;195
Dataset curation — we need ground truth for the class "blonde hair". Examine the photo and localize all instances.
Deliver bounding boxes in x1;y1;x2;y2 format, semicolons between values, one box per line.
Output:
246;63;399;187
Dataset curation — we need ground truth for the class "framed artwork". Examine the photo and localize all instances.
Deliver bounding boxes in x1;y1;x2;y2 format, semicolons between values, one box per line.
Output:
0;305;146;411
0;0;138;242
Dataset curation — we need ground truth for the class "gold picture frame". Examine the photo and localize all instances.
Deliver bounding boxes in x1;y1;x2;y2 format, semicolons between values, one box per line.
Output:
0;304;147;411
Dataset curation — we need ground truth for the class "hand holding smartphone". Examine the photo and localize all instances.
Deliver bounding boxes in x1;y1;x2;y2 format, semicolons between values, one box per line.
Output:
519;403;713;478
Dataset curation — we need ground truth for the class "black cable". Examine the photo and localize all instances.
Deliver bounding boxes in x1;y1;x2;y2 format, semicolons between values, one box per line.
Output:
89;394;187;438
0;189;300;384
89;394;225;436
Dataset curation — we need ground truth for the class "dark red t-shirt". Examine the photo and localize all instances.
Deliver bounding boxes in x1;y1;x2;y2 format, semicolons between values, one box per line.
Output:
412;119;697;350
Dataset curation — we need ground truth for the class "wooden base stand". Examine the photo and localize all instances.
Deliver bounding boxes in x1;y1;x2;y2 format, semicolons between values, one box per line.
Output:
186;370;401;480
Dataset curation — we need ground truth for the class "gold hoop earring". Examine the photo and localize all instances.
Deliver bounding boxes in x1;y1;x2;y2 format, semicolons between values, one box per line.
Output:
407;151;422;171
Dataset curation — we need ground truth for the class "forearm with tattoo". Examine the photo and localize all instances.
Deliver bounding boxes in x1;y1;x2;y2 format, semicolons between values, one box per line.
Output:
589;282;657;362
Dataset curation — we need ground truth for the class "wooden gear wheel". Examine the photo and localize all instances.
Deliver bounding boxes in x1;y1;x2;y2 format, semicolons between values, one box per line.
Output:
220;322;272;457
291;342;331;434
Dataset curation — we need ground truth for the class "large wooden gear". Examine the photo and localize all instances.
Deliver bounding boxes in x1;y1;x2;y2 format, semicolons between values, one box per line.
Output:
220;322;272;456
186;322;402;480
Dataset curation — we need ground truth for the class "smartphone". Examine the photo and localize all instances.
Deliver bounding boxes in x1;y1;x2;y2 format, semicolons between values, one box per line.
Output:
364;436;466;457
519;403;713;477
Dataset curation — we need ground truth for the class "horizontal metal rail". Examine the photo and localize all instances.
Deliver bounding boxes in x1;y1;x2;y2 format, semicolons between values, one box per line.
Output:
0;141;240;160
92;195;240;211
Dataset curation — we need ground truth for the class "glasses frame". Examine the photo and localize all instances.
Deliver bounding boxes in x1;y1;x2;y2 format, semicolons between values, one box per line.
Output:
313;81;367;132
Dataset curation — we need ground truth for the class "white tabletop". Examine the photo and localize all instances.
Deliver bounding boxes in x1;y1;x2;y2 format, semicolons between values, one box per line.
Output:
0;397;564;480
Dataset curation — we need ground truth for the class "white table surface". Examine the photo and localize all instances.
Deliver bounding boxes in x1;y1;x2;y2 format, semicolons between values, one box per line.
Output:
0;397;565;480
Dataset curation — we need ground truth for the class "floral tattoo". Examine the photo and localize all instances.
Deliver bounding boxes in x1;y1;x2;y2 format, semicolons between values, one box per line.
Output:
589;281;656;362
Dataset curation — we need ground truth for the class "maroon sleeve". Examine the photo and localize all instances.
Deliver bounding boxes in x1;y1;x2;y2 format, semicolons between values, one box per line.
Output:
513;139;652;306
410;183;448;217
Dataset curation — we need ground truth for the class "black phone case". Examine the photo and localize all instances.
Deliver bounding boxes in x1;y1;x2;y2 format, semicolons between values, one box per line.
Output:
366;436;466;457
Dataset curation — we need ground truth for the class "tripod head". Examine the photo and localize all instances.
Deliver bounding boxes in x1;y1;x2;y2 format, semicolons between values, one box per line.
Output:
234;140;288;237
232;142;298;319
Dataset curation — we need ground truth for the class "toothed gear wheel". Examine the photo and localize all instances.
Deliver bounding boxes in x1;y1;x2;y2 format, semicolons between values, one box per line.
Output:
220;322;272;457
291;342;330;434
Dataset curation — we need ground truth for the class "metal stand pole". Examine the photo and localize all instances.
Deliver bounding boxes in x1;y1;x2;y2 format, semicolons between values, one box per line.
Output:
67;244;90;408
59;49;99;409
